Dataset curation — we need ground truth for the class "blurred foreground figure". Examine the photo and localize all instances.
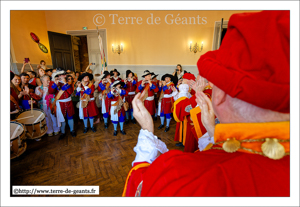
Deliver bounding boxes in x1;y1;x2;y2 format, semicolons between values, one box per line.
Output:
123;11;290;197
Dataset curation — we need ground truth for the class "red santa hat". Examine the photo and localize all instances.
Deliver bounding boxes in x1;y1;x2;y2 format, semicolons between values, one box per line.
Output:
197;11;290;113
182;73;196;81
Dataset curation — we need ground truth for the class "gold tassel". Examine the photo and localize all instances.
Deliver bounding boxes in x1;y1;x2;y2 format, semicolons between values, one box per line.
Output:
222;138;240;153
261;138;285;160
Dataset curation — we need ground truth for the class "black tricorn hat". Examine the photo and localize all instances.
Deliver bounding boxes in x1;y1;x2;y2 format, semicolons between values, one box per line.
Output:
100;71;111;80
161;73;178;85
78;72;94;82
126;70;134;78
110;68;120;76
151;73;158;79
142;70;154;78
111;80;125;88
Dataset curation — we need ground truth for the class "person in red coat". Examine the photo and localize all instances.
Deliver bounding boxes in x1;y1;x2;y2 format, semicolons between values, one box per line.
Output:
110;68;122;83
123;70;137;124
173;75;212;152
136;70;158;116
48;67;76;139
157;74;175;132
107;80;127;136
123;11;290;198
76;72;99;133
98;71;112;128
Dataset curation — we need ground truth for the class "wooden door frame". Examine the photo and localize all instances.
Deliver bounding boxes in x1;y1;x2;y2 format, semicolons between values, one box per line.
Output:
66;29;108;68
212;20;228;51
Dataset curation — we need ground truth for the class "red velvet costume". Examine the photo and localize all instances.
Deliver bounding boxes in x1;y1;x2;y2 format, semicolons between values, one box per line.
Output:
48;81;75;117
78;83;99;118
173;87;212;152
136;81;159;116
123;11;290;198
124;79;137;110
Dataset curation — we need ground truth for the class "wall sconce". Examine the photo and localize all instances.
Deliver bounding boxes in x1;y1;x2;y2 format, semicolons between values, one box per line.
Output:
189;41;203;53
112;44;124;55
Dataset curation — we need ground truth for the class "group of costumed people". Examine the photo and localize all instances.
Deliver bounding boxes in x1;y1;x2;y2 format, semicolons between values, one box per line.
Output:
122;10;290;197
11;62;201;143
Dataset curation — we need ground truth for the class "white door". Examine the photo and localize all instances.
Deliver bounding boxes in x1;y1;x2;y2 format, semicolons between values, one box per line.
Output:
86;30;108;75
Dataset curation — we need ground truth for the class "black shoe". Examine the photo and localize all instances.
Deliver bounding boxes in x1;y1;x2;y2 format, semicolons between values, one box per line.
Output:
175;142;184;147
58;133;66;140
120;130;126;135
71;130;76;137
157;137;162;140
104;123;108;129
158;124;164;129
164;127;170;132
113;130;118;136
153;116;158;121
83;127;89;133
91;127;96;132
131;119;136;124
124;119;129;125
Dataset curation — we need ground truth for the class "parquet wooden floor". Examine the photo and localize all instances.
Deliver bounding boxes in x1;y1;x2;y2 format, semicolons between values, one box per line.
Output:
10;118;184;197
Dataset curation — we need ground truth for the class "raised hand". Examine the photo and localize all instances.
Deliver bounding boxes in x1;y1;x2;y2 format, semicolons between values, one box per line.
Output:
196;91;215;138
159;81;162;87
192;75;208;93
24;86;30;94
38;88;43;94
132;92;154;133
171;85;177;92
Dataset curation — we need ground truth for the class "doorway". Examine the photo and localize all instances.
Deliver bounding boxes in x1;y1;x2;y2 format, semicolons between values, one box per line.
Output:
212;20;228;50
72;35;89;72
67;29;107;75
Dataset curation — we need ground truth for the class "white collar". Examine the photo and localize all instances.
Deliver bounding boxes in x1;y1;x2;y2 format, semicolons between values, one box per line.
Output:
113;76;119;80
166;81;171;85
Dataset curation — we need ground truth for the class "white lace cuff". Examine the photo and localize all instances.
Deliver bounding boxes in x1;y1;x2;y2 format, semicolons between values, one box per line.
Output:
84;86;89;90
198;132;215;151
132;129;169;166
76;87;81;92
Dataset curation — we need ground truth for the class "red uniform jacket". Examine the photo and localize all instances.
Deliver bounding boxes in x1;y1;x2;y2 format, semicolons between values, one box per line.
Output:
107;89;127;117
97;82;111;114
160;82;175;115
111;76;122;83
78;83;99;118
48;81;75;117
136;80;159;116
173;87;212;152
124;79;137;110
